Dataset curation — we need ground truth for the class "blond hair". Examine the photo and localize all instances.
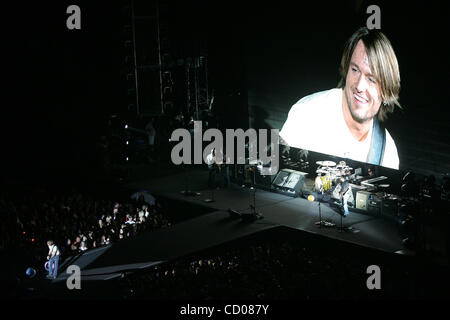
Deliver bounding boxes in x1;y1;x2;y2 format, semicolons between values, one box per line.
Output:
338;27;401;121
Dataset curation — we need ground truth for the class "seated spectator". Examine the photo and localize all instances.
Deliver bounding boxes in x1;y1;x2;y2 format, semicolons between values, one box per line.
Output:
125;214;135;225
79;241;88;251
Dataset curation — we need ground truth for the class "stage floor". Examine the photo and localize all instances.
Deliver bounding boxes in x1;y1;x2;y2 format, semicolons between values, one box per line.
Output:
125;167;409;254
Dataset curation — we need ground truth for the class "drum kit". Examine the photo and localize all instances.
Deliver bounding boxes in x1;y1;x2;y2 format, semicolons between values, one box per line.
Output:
314;160;353;193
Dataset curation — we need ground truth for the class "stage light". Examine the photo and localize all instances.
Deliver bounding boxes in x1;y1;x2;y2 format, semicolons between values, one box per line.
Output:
126;141;129;145
308;195;315;202
125;124;128;129
25;267;36;279
126;157;129;161
31;238;35;243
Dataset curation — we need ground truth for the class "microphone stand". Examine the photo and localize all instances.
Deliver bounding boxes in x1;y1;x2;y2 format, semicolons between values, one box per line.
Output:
314;190;327;228
204;164;216;203
181;163;200;197
229;165;263;221
337;188;359;233
250;166;263;219
318;195;323;228
204;186;215;203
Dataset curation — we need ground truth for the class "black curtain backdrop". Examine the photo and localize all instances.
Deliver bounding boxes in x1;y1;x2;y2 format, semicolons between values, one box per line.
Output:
3;1;124;180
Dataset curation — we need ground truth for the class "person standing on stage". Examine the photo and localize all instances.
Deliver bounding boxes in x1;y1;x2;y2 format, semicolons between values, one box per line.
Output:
315;174;324;194
221;154;232;188
367;166;375;178
339;177;351;217
206;148;217;189
46;240;60;279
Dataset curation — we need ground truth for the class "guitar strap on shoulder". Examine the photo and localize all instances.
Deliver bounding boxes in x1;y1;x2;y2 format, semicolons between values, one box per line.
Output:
367;117;386;166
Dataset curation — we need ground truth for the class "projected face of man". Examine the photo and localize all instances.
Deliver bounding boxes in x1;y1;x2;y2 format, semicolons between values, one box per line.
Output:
343;40;383;127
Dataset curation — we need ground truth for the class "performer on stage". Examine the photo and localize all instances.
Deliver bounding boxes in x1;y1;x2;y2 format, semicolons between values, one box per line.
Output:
220;154;232;188
206;148;217;189
46;240;60;279
367;166;375;178
315;174;324;194
280;27;401;169
339;177;351;217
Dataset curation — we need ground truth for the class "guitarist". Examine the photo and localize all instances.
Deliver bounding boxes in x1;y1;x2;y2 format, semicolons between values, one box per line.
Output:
206;148;217;189
339;177;351;217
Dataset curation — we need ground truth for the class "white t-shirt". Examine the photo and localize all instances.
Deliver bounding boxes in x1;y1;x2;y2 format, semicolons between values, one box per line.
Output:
206;153;216;166
279;88;399;169
48;244;60;257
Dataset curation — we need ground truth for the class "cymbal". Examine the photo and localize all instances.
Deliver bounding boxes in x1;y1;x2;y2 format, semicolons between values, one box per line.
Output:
316;169;328;174
320;161;336;167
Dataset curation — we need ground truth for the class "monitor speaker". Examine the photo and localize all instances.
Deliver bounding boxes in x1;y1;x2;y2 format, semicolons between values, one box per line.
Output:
271;169;307;197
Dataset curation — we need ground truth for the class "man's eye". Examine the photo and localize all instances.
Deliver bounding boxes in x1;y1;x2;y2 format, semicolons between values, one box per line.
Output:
369;77;376;84
352;67;358;72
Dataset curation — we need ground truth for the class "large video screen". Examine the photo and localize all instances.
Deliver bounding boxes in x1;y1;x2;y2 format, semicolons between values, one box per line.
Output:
241;1;449;179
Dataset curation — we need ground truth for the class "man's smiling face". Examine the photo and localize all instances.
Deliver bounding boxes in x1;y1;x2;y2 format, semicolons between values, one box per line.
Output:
344;40;383;124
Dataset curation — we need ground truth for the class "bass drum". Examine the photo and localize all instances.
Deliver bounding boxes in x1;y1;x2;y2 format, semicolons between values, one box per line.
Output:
321;174;332;191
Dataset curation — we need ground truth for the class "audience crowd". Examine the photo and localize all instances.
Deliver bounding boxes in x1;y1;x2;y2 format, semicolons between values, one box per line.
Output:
1;182;448;300
118;232;424;300
0;186;171;269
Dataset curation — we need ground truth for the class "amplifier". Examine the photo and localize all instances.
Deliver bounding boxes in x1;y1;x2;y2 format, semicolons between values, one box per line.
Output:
356;191;371;210
382;195;399;218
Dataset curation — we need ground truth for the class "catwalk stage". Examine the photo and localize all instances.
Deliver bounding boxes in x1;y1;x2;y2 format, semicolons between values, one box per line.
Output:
48;166;426;285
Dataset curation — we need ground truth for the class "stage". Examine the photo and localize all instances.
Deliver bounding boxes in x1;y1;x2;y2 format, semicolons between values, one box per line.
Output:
44;165;431;287
126;166;409;255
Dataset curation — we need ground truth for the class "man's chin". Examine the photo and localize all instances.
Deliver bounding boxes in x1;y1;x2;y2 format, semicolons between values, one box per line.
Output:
350;108;372;124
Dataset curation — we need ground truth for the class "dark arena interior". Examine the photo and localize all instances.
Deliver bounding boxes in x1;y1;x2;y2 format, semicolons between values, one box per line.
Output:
2;0;450;311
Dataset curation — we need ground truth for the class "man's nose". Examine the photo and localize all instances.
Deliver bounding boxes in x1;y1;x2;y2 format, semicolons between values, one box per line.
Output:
356;74;367;92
